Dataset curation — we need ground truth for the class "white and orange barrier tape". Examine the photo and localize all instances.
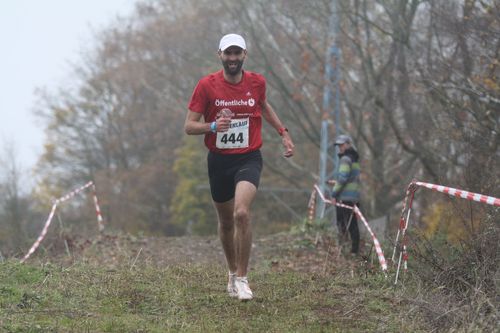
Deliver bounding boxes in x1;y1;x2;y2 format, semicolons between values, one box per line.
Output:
313;184;388;272
21;181;104;263
392;180;500;284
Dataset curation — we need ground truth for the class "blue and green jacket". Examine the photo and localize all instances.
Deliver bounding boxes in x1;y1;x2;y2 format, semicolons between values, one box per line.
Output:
331;148;361;203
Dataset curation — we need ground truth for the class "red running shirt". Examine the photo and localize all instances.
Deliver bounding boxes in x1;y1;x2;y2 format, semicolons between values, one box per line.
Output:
188;70;266;154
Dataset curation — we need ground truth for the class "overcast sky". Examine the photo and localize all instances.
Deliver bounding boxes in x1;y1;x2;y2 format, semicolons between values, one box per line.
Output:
0;0;135;176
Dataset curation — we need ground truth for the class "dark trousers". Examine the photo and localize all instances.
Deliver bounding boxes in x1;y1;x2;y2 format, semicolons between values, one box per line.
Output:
336;202;360;254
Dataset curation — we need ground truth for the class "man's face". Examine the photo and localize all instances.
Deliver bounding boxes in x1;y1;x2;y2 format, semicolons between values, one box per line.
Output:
338;143;349;154
219;46;246;75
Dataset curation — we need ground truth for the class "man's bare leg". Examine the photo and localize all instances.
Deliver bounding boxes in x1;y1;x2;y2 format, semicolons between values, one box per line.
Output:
213;199;236;273
233;181;257;277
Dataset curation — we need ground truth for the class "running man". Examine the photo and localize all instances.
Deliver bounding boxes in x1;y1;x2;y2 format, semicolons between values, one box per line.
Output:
184;34;294;300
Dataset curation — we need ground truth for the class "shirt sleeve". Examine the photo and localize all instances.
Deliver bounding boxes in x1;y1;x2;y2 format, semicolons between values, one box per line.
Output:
331;156;352;198
188;79;209;114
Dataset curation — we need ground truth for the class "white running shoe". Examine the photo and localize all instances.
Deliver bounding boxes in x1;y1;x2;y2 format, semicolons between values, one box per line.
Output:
227;272;237;297
235;276;253;301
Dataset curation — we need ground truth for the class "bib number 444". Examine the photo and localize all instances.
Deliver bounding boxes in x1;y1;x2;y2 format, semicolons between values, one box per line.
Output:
216;117;249;149
219;132;244;144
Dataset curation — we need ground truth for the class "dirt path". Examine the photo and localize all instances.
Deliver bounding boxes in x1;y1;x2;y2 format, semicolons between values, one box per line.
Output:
43;231;370;274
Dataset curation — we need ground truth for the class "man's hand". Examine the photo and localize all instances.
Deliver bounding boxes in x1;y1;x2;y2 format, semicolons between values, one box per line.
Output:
282;132;294;158
216;116;231;132
331;198;337;205
326;179;336;186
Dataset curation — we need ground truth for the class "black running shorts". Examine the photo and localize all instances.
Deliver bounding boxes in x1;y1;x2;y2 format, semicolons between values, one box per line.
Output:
207;150;263;203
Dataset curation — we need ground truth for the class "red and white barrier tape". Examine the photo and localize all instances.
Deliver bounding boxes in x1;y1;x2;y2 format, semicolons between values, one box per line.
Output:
20;203;58;263
92;184;104;231
392;182;417;283
307;190;316;224
21;181;104;263
393;180;499;284
353;205;387;271
314;184;388;272
414;181;500;207
57;181;93;204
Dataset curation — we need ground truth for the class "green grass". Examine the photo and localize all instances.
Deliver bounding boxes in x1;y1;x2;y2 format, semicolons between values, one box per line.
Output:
0;258;426;332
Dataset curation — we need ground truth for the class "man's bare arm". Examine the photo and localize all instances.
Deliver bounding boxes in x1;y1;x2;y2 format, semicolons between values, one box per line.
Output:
184;110;230;135
261;101;294;157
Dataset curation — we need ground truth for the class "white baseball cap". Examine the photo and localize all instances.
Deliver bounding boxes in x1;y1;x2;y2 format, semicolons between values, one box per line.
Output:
219;34;246;51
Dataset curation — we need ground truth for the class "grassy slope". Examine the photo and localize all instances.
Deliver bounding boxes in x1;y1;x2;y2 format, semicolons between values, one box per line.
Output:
0;233;427;332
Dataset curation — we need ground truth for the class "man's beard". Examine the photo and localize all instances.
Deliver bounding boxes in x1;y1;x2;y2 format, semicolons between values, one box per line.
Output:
222;59;244;76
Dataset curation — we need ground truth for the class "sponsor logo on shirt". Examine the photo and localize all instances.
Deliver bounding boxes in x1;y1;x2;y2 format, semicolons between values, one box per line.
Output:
215;98;256;107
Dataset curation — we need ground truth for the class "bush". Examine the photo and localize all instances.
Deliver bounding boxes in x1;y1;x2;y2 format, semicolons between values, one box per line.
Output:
407;214;499;331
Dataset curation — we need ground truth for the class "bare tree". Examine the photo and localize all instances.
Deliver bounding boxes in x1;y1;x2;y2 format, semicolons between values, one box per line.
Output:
33;0;499;234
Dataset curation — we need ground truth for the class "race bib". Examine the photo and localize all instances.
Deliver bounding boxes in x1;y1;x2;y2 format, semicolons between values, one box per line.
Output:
216;118;249;149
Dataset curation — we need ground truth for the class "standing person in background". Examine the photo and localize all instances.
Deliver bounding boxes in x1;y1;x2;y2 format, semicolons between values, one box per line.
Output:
184;33;294;301
330;134;361;256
